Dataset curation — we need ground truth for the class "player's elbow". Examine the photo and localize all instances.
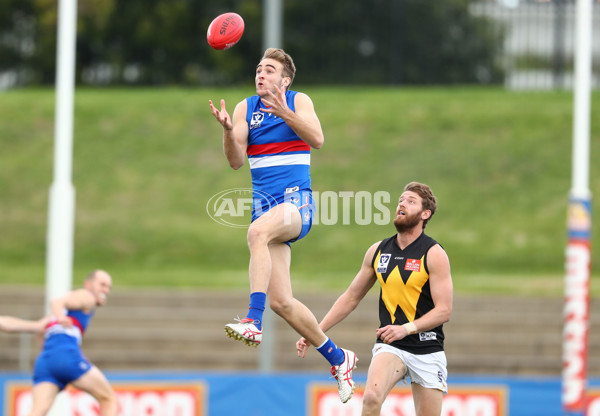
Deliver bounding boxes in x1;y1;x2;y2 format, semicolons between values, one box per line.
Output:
228;159;244;170
439;305;452;324
312;136;324;149
341;290;363;312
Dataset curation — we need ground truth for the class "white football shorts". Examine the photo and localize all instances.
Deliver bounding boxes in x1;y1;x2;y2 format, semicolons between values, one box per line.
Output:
372;343;448;394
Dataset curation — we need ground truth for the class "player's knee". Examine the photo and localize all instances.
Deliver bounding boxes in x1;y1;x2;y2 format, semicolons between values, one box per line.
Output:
269;297;294;318
95;387;117;406
246;225;268;247
361;388;385;413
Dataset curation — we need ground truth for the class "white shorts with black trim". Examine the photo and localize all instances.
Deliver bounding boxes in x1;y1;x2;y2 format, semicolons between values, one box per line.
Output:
372;343;448;394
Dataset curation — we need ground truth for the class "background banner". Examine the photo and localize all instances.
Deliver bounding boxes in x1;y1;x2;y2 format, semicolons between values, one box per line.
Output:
2;372;599;416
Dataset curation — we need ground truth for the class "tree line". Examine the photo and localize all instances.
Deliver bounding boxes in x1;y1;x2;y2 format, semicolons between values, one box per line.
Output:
0;0;504;87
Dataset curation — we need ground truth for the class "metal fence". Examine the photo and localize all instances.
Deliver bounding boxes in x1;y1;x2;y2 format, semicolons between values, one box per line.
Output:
472;0;600;90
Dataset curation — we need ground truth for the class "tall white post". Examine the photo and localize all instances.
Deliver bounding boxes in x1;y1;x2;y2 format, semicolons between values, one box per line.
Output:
259;0;283;373
46;0;77;413
263;0;283;50
46;0;77;307
562;0;593;414
259;304;274;373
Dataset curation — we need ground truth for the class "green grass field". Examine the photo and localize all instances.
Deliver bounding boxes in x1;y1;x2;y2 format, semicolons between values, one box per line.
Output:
1;87;598;296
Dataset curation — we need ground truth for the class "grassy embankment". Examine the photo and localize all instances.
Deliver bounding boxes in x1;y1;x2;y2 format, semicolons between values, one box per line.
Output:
1;87;598;296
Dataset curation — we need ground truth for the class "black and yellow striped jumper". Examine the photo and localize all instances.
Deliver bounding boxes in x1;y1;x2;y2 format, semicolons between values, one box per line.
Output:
371;233;445;355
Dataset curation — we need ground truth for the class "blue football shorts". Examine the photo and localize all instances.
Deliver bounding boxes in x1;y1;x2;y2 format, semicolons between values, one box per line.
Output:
251;189;315;245
285;190;314;243
33;338;92;390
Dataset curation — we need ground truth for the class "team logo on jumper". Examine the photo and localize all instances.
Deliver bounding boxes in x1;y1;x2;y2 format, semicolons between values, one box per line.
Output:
404;258;421;272
250;112;264;129
377;253;391;273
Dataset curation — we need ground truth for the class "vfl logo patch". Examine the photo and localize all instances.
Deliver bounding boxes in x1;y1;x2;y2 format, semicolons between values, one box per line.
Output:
404;258;421;272
377;253;391;273
250;112;264;129
419;331;437;342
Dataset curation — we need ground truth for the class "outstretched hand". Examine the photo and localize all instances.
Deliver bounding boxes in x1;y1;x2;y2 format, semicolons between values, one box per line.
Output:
296;337;312;358
209;99;233;130
0;315;53;333
260;84;290;118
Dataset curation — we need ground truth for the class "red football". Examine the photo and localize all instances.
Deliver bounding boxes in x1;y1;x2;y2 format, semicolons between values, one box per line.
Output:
207;12;245;50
